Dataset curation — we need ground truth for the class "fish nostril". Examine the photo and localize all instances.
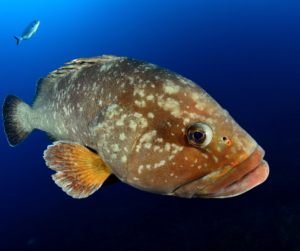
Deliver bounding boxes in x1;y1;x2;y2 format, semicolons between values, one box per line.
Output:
222;136;232;146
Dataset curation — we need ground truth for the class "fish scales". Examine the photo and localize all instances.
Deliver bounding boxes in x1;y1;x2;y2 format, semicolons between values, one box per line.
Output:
2;55;269;199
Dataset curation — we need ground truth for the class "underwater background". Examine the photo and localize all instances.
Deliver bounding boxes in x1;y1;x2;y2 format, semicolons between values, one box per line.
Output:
0;0;300;250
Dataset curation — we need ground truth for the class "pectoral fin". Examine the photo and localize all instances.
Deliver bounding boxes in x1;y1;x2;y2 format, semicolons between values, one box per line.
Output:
43;141;112;198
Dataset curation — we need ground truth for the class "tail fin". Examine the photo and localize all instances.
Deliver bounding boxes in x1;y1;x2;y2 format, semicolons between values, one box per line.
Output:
13;36;22;45
2;95;34;146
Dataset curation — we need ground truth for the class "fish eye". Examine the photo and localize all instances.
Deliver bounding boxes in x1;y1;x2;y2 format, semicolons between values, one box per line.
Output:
186;122;213;148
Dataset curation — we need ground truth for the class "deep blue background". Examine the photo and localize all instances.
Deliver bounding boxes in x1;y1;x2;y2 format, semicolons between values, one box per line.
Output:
1;0;300;250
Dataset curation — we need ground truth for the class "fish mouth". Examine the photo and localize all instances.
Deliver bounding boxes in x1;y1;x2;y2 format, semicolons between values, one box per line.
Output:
172;145;269;198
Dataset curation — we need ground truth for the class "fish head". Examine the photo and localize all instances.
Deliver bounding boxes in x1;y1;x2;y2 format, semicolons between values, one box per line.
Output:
89;61;269;198
121;71;269;198
32;20;40;28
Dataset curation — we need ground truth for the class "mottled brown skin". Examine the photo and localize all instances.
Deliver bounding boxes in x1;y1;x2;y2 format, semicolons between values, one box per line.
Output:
27;55;269;198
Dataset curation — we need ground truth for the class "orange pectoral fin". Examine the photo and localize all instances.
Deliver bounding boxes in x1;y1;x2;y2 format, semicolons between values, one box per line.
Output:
43;141;113;199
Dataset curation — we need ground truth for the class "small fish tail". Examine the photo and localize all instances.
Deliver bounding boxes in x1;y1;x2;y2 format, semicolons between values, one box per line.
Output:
2;94;34;146
13;36;22;45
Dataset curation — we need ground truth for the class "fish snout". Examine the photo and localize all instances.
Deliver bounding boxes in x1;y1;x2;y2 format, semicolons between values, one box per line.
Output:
172;145;269;198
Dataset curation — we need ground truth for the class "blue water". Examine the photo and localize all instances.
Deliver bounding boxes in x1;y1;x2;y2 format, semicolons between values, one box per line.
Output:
1;0;300;250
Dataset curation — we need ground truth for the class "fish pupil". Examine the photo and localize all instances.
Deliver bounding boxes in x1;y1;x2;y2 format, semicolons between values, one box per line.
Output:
193;131;204;140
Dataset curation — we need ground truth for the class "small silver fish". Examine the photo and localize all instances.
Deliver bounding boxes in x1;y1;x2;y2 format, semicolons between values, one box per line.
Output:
13;20;40;45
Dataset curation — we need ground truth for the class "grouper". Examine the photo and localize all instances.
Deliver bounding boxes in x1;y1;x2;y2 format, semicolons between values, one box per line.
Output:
2;55;269;199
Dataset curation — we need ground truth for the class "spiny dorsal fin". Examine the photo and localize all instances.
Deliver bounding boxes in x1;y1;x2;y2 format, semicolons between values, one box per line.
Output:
47;55;119;79
43;141;113;198
32;55;121;107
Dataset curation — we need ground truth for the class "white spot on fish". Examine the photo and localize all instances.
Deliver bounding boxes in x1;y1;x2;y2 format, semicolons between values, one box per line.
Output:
153;145;161;152
121;156;127;163
119;133;126;140
213;155;218;163
136;130;157;152
116;114;127;126
147;112;154;118
140;118;148;128
171;144;183;154
129;120;137;131
163;82;180;94
202;153;209;159
146;94;154;102
157;95;181;118
111;144;120;152
183;118;190;125
134;100;146;107
134;112;143;118
144;142;152;149
154;160;166;169
164;143;171;151
138;165;143;174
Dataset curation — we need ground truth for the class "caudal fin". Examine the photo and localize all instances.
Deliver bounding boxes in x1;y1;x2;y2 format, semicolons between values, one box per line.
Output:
2;94;34;146
13;36;22;45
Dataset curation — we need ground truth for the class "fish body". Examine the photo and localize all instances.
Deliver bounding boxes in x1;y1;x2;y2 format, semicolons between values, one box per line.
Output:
13;20;40;45
2;55;269;199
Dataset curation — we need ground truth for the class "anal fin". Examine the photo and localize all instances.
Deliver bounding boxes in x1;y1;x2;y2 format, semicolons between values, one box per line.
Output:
43;141;112;198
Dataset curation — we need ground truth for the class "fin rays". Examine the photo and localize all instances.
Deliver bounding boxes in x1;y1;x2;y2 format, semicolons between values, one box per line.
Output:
47;55;119;79
44;141;113;198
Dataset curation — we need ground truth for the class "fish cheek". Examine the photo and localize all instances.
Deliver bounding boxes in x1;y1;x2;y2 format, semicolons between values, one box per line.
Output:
126;144;181;194
125;131;209;195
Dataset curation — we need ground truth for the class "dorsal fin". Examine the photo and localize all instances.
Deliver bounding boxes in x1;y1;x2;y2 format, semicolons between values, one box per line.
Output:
47;55;119;79
32;55;121;107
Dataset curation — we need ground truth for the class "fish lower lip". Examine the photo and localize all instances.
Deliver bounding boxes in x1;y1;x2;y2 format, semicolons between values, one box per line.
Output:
172;145;269;198
201;159;269;198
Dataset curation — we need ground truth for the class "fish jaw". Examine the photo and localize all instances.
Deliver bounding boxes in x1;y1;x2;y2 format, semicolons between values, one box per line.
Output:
172;145;269;198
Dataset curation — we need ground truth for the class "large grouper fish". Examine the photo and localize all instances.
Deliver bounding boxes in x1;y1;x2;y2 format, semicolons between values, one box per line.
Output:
2;55;269;199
